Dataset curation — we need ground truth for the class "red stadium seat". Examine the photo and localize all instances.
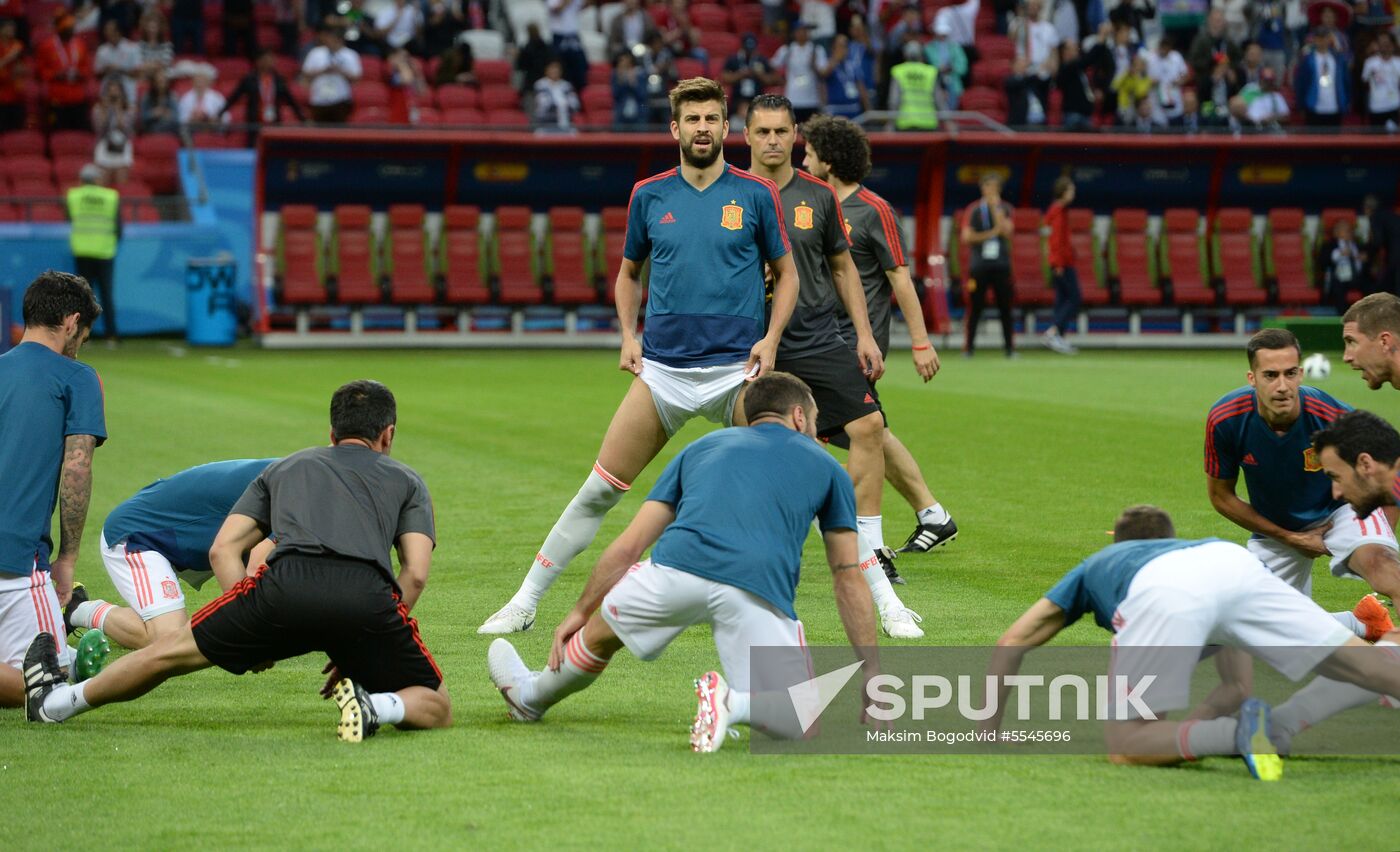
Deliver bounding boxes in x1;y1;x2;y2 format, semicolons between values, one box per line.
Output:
52;156;88;188
1110;209;1158;306
480;84;522;111
435;85;481;110
959;86;1006;119
210;57;250;82
587;62;612;86
359;55;384;83
330;205;381;304
442;107;486;125
1266;208;1316;305
0;203;20;221
441;205;490;305
546;206;596;304
4;154;51;184
49;130;95;158
598;206;628;304
11;176;57;197
276;205;325;305
700;31;740;62
1212;208;1265;306
582;86;613;116
493;206;543;304
0;129;45;156
688;4;731;30
134;135;182;195
730;3;764;34
675;57;706;79
1067;208;1108;305
485;109;530;127
29;202;67;222
979;39;1015;63
475;59;512;86
355;80;391;109
349;105;389;124
971;58;1012;90
1160;208;1213;306
1010;208;1050;306
385;204;436;305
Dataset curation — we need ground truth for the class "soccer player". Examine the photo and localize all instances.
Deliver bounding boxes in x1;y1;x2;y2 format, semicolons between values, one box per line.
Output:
479;77;799;635
67;458;278;650
799;113;959;555
992;504;1400;780
1042;176;1080;355
0;271;104;708
742;93;924;638
960;173;1016;357
1205;328;1399;637
487;372;880;752
1341;292;1400;391
23;380;450;742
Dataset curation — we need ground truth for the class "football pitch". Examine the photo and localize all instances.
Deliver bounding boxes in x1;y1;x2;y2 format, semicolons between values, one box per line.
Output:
6;343;1400;849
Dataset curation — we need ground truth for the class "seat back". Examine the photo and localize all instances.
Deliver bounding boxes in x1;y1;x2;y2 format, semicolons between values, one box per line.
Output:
1161;208;1212;305
386;204;434;305
1067;208;1107;304
277;205;324;305
547;206;595;304
332;205;380;304
441;205;489;304
1110;208;1157;305
1212;208;1265;305
598;206;629;304
1266;208;1315;304
1010;208;1050;306
494;206;543;304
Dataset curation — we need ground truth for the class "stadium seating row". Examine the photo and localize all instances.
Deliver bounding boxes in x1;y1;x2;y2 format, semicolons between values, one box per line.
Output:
275;204;632;308
947;207;1363;309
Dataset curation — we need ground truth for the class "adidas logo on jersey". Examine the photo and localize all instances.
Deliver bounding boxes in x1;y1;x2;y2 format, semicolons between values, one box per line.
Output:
1242;453;1259;466
659;212;676;224
863;393;875;404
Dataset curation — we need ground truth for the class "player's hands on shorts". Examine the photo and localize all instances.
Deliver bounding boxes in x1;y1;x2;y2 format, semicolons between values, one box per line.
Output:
619;336;643;376
912;344;940;382
1286;524;1331;559
746;337;778;380
319;661;341;697
50;554;75;606
856;336;885;381
548;609;589;673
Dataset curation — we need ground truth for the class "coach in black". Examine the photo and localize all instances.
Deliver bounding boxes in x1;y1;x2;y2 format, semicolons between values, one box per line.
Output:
22;380;451;742
960;172;1016;357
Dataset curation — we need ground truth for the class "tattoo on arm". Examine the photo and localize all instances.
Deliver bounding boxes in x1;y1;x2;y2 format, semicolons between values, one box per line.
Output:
58;434;96;558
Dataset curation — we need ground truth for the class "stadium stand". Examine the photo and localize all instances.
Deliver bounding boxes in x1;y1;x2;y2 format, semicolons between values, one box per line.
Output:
385;204;436;306
441;204;491;305
1109;209;1157;307
1212;208;1266;306
493;206;544;305
597;206;628;305
1160;208;1214;306
545;206;597;305
275;205;325;309
330;205;381;305
1264;208;1316;305
1010;208;1051;307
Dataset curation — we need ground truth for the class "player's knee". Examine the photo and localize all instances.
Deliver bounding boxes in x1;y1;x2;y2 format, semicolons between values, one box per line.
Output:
846;413;885;444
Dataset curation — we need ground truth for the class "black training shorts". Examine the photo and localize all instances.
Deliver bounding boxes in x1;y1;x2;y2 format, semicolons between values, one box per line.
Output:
777;345;884;438
191;554;442;693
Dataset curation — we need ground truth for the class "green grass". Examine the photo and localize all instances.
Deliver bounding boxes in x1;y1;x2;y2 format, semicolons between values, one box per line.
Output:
5;344;1400;849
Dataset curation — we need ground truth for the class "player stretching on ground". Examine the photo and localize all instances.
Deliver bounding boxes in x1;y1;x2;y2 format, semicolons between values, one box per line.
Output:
67;459;277;650
24;381;451;742
742;94;924;638
488;372;879;752
799;114;958;555
0;272;105;706
991;504;1400;780
1205;328;1400;635
1341;292;1400;391
479;77;799;635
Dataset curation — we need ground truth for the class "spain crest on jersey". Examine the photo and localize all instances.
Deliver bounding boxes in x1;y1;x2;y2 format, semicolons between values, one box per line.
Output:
721;203;744;230
793;203;814;230
1302;447;1323;472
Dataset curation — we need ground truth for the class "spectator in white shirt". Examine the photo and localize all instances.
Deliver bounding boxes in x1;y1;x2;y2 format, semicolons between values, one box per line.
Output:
94;20;141;103
370;0;423;56
533;58;579;129
1243;67;1289;127
548;0;588;93
1363;31;1400;128
1010;0;1059;79
1146;36;1188;121
772;22;828;122
177;65;228;128
301;25;362;123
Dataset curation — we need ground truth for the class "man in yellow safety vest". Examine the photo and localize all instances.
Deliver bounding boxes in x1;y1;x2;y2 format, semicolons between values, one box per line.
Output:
66;164;121;345
889;40;940;130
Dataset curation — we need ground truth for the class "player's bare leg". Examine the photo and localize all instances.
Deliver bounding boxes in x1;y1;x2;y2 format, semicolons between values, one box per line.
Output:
480;379;670;634
883;428;958;553
488;609;624;720
1269;633;1400;752
77;606;185;651
845;410;888;547
1345;543;1400;606
393;683;453;730
24;626;211;722
0;662;21;707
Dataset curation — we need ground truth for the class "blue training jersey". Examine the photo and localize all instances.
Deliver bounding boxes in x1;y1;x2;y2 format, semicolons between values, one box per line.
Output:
1205;386;1349;532
623;163;791;368
104;458;277;574
1046;538;1224;632
0;342;106;575
647;423;856;620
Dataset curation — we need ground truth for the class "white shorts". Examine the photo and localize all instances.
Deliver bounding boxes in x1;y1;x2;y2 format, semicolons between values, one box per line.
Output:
1110;540;1354;717
1246;503;1398;595
600;559;807;693
639;358;751;437
100;533;195;621
0;566;74;669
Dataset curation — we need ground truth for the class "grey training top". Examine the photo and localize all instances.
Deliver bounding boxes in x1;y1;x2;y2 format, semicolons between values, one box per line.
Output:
231;444;435;584
835;185;909;357
776;170;852;359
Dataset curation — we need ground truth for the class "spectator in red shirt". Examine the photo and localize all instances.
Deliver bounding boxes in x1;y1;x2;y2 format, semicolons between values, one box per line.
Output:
35;11;93;130
1043;176;1080;355
0;19;25;131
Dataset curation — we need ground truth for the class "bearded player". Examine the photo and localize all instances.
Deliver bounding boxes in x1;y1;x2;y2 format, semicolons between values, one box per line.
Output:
799;113;958;557
1342;292;1400;391
480;78;799;634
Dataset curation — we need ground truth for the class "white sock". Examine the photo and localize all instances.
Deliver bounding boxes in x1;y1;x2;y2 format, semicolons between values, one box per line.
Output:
510;465;628;611
857;516;885;552
41;681;91;722
520;626;610;712
69;599;114;631
1178;717;1238;759
858;531;903;612
917;503;951;526
1332;610;1368;639
727;689;751;725
1272;640;1400;739
370;692;405;725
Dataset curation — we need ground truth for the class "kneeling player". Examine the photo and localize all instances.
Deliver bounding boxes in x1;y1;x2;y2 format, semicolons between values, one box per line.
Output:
1205;329;1399;637
991;504;1400;780
23;381;450;741
488;372;879;752
69;458;277;649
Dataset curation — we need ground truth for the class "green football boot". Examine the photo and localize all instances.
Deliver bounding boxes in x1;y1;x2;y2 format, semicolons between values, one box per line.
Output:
72;629;111;683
